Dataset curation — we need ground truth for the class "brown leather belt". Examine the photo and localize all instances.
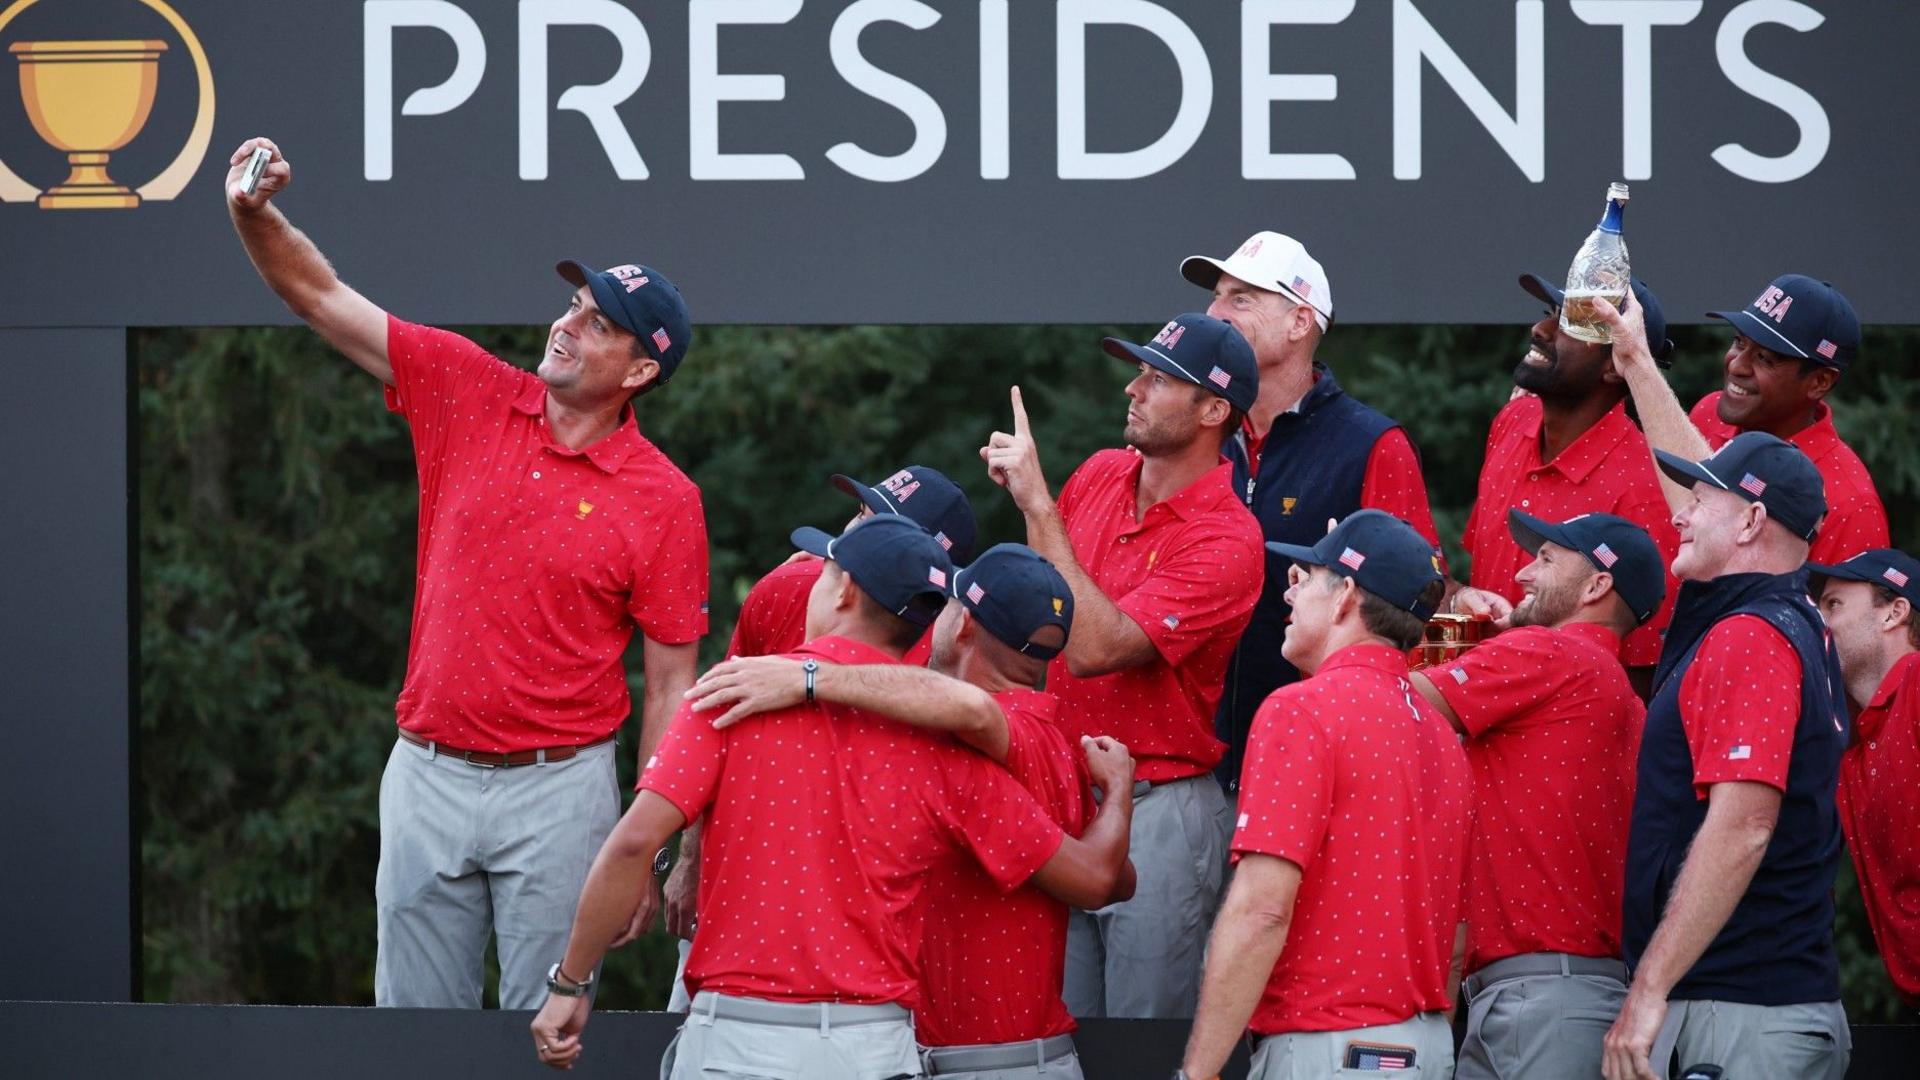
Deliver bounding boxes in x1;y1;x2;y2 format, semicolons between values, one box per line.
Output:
397;726;614;768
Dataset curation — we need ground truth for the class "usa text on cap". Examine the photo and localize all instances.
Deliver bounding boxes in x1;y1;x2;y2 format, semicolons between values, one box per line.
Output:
1708;273;1860;370
830;465;978;564
1654;431;1827;542
1181;231;1333;332
1265;508;1445;619
555;260;694;382
1101;313;1259;414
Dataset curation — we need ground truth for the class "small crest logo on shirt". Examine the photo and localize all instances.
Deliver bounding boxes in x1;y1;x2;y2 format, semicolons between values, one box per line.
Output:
966;582;985;604
1738;473;1767;496
1051;597;1065;615
928;566;948;588
575;500;595;520
1592;543;1618;568
1886;566;1911;588
1207;365;1231;388
1339;547;1367;571
1162;614;1180;630
1728;744;1752;760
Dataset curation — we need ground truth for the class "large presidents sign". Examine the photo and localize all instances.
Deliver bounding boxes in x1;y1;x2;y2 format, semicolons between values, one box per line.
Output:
0;1;1910;327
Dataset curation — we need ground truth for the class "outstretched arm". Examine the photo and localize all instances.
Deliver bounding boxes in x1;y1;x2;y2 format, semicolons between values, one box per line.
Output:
686;656;1010;761
225;137;392;384
1594;294;1711;514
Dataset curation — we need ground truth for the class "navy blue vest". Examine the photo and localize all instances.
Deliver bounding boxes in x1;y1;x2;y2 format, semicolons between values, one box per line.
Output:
1622;569;1848;1004
1213;367;1399;788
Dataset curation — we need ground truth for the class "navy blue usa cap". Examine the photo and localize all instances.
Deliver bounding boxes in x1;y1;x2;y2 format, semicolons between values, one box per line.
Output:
1101;313;1258;414
1508;510;1666;624
830;465;978;564
1709;273;1860;370
1519;273;1673;366
951;543;1075;661
555;260;694;382
791;514;953;628
1655;431;1827;542
1266;508;1445;619
1807;548;1920;608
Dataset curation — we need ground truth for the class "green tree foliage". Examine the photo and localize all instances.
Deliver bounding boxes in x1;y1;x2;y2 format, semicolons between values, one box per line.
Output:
138;320;1919;1016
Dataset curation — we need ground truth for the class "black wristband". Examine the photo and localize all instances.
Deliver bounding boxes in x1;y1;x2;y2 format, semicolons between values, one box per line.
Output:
803;659;818;703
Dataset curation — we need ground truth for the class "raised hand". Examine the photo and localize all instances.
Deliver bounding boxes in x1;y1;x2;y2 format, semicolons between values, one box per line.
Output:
225;137;291;213
980;386;1052;514
1592;291;1655;379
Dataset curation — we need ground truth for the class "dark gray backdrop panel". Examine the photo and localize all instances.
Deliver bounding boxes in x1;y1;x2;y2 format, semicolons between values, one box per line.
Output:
0;328;133;1001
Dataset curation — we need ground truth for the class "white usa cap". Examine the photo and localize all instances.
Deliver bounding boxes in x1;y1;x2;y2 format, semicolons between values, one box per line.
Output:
1181;231;1333;332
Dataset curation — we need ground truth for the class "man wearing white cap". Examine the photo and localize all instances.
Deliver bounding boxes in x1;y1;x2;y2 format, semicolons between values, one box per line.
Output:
1181;233;1443;806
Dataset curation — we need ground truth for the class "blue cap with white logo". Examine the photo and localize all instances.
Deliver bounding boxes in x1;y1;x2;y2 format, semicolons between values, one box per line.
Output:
1655;431;1827;542
1807;548;1920;608
555;259;694;383
1507;510;1666;624
1101;313;1259;413
790;514;953;628
1266;509;1445;619
1709;273;1860;370
830;465;977;564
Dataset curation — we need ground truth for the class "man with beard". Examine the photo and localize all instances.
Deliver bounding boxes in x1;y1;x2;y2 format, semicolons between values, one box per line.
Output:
1687;275;1886;565
981;313;1265;1017
226;138;708;1009
1182;232;1443;799
1450;277;1680;691
1811;549;1920;1009
685;543;1131;1080
1588;294;1852;1080
1411;511;1665;1080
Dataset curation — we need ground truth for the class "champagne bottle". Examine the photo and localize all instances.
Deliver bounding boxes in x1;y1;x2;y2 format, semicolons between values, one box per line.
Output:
1560;182;1631;344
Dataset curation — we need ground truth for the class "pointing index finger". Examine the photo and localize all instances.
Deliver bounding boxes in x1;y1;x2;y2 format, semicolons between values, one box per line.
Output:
1010;386;1030;436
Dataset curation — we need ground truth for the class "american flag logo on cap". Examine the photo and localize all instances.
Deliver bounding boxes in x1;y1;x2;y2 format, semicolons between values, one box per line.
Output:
1291;276;1312;299
1593;543;1619;568
1208;365;1231;388
1886;566;1911;588
1818;339;1838;360
652;328;672;353
1339;547;1366;571
1739;473;1767;496
928;567;947;588
966;582;985;604
933;531;953;551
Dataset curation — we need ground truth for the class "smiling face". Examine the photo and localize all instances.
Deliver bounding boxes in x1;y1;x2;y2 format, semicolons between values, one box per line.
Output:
1670;483;1756;582
539;286;658;403
1514;308;1618;403
1713;332;1837;436
1510;541;1595;629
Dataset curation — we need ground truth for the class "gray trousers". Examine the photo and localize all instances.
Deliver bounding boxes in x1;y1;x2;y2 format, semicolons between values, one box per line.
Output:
1063;774;1229;1018
373;736;620;1009
1650;998;1850;1080
662;992;921;1080
1455;954;1627;1080
1247;1011;1454;1079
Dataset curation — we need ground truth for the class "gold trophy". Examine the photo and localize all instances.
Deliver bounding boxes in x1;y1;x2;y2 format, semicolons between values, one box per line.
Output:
10;38;168;209
1408;614;1491;671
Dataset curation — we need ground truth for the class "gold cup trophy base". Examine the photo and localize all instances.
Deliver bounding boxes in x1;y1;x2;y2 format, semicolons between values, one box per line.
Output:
39;186;140;209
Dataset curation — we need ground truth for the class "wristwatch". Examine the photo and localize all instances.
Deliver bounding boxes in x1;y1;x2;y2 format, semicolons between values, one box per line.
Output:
803;658;819;703
546;962;593;997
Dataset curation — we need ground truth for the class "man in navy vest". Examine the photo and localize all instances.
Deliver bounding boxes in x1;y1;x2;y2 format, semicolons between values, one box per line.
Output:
1588;308;1852;1080
1180;233;1442;803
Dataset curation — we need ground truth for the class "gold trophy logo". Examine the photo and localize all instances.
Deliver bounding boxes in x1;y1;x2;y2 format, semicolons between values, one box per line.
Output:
0;0;215;211
11;38;167;208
